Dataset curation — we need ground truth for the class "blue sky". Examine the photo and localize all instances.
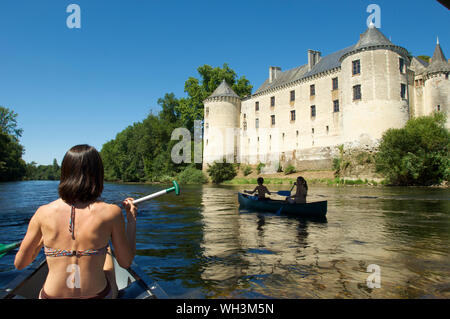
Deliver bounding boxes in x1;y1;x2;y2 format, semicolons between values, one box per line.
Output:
0;0;448;165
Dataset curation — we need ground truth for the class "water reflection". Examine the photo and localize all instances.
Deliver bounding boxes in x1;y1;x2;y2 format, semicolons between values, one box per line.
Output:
0;181;449;298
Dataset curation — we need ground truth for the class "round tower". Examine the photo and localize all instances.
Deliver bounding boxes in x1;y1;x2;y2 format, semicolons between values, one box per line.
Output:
203;80;241;170
423;38;450;128
339;24;411;147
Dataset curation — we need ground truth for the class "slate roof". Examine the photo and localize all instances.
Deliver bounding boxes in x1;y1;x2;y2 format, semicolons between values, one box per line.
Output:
207;79;240;99
353;24;394;50
426;41;450;74
254;45;354;94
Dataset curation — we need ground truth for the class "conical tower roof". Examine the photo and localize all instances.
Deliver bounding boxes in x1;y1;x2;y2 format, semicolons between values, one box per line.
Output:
340;24;409;62
354;23;394;50
207;79;240;99
426;39;450;75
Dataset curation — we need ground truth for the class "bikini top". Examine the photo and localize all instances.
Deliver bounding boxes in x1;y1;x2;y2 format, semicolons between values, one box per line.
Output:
44;205;108;257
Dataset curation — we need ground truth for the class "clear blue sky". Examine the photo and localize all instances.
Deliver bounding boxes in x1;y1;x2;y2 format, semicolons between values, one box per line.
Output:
0;0;448;165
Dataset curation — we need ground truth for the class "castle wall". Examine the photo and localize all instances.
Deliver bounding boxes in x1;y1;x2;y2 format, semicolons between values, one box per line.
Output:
340;49;410;146
239;70;344;170
203;96;240;169
424;73;450;128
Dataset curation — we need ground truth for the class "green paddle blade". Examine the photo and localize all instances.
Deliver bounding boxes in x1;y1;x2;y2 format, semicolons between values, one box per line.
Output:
0;241;21;259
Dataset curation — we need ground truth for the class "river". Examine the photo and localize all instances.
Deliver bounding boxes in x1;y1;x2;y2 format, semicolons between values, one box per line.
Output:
0;181;449;298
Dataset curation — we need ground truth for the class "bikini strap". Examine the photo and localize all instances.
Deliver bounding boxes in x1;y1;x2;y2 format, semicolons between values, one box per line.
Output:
69;205;75;240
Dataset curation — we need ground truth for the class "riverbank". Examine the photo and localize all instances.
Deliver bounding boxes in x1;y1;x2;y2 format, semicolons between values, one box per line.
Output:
222;170;385;186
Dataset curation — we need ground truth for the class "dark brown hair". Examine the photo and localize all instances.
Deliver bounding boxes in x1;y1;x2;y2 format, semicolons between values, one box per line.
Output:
58;144;104;205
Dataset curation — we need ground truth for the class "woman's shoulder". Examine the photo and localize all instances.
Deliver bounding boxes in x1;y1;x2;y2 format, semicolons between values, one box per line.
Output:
95;202;122;220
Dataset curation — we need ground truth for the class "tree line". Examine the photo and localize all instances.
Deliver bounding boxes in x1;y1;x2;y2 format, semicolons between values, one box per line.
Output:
100;63;252;183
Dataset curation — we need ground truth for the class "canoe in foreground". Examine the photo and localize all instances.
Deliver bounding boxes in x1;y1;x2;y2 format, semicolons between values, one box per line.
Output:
0;255;168;299
238;193;327;217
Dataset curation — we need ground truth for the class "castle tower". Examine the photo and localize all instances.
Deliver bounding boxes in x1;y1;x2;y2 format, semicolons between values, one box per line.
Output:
203;80;241;170
423;38;450;128
339;24;411;146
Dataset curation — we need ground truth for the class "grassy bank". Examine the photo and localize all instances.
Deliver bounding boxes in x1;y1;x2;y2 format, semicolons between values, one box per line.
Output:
222;176;385;186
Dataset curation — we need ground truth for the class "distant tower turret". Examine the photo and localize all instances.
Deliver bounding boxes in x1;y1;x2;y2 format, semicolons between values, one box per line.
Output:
339;24;410;146
423;38;450;128
203;80;241;170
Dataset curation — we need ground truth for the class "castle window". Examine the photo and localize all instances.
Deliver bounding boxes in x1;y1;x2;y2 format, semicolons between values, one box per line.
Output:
353;85;362;100
352;60;361;75
205;107;209;117
243;113;246;119
333;100;340;112
310;84;315;96
436;105;441;112
312;128;314;134
400;84;407;99
255;101;259;111
326;126;329;134
399;58;405;73
311;105;316;117
332;77;338;90
271;115;276;125
206;139;208;145
290;110;296;121
270;96;275;107
243;121;247;131
290;90;295;102
296;130;299;136
446;73;449;80
255;118;259;129
206;123;209;130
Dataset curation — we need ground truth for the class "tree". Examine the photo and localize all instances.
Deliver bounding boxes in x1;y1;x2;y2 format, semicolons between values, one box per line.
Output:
375;113;450;185
206;159;237;184
0;107;26;181
417;55;431;64
0;106;23;140
176;63;252;131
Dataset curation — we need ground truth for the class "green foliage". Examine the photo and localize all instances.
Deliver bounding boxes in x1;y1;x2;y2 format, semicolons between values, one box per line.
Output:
176;165;208;184
25;159;60;180
376;113;450;185
284;164;297;175
100;64;252;183
242;165;252;176
277;163;283;173
0;107;26;182
206;159;237;184
256;163;265;174
417;55;430;64
176;63;252;131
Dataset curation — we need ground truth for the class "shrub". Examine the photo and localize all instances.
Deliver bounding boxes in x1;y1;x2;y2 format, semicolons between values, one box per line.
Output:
375;113;450;185
176;165;208;184
284;164;297;175
206;159;237;184
243;165;252;176
256;163;265;174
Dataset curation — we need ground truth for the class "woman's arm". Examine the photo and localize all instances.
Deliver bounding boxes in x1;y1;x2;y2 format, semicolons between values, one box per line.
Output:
110;199;137;269
14;210;43;270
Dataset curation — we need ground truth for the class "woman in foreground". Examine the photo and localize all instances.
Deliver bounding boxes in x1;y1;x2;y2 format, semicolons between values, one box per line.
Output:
14;144;137;299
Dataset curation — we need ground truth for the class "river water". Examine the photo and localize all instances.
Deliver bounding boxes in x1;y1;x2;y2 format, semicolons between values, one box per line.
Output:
0;181;449;298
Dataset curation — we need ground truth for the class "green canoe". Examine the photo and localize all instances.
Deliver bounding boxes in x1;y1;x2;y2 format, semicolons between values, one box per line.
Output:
0;255;168;299
238;192;327;218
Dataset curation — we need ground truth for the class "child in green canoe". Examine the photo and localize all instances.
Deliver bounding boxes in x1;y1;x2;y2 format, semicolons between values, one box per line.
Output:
244;177;272;200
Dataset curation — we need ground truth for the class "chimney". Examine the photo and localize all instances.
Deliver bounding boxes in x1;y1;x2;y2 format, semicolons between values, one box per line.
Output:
308;50;321;71
269;66;281;83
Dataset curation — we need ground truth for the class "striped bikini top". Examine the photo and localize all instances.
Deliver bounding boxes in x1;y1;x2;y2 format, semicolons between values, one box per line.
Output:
44;205;108;257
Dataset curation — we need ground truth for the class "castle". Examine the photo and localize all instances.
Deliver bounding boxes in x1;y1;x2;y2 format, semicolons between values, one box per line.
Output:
202;25;450;172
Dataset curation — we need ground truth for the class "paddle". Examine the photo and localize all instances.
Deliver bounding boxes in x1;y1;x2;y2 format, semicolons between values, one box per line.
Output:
0;181;181;259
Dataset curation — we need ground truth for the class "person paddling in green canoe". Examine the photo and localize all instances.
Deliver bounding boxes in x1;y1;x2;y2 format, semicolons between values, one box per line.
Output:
287;176;308;204
14;144;137;299
244;177;272;200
